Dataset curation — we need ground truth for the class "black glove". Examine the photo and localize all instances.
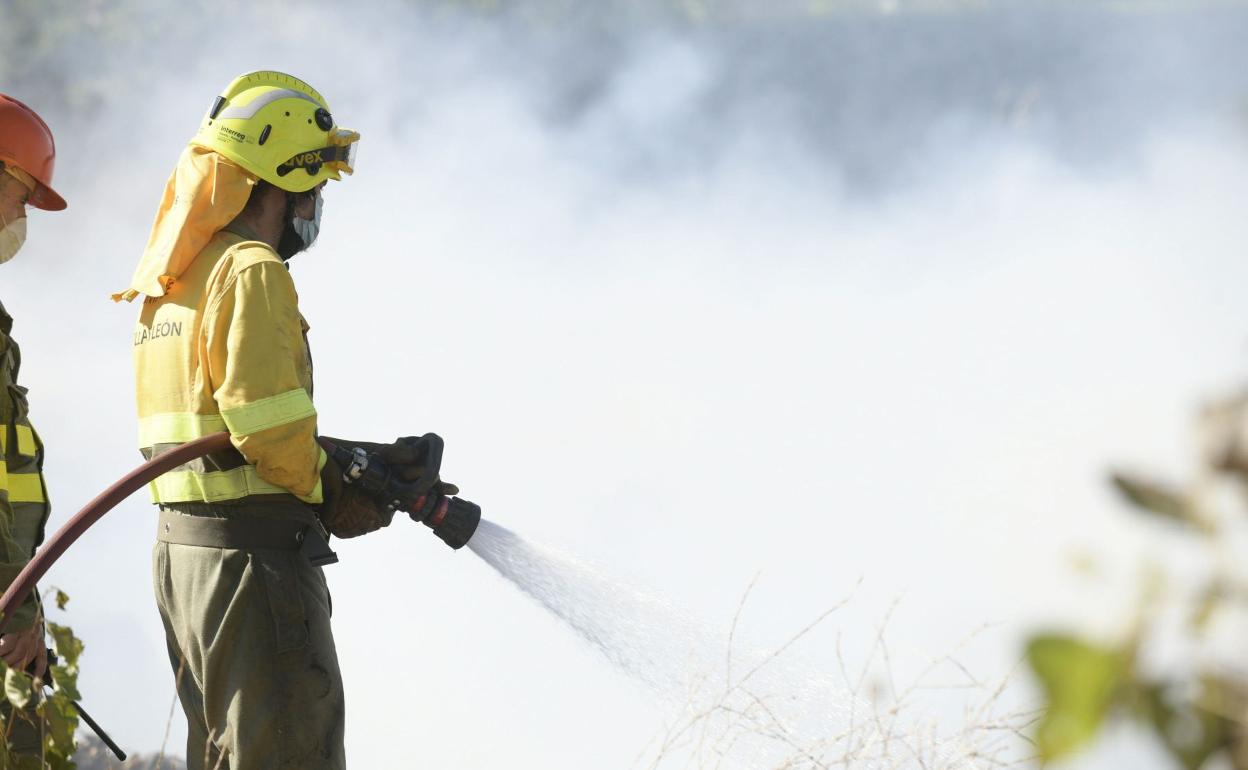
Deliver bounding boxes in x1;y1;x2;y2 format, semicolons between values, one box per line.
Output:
378;435;455;495
317;450;397;539
318;434;457;532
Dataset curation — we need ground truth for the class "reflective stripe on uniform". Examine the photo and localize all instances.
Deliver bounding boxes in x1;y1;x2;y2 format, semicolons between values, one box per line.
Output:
219;388;317;436
140;394;322;505
140;390;314;448
149;447;326;505
0;425;38;456
138;412;227;447
6;473;45;503
152;467;296;503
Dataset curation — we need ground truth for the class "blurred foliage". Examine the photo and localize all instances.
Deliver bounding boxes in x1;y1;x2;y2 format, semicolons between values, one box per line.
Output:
1025;391;1248;768
1026;635;1131;760
0;595;84;769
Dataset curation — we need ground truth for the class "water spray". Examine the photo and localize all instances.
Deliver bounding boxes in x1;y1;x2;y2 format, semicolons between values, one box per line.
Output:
0;429;1001;769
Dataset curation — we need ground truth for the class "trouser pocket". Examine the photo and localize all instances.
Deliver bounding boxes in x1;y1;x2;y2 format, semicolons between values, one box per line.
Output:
254;549;310;654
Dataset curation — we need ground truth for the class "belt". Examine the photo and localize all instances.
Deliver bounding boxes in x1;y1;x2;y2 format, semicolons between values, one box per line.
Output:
156;508;338;566
157;507;310;549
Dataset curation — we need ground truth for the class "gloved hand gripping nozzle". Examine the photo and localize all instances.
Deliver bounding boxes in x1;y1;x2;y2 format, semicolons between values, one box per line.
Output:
318;435;481;549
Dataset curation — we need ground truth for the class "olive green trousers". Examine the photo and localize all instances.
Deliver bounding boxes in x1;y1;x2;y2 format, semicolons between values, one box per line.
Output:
153;501;345;770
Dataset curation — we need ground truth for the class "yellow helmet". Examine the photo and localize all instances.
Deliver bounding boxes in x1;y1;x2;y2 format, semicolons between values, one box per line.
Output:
190;71;359;193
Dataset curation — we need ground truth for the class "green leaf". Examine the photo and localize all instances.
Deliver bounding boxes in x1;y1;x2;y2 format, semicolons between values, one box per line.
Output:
1141;684;1229;770
4;666;32;709
46;622;84;671
48;664;80;701
52;588;69;612
43;753;75;770
1026;633;1129;762
40;692;78;758
1109;472;1210;533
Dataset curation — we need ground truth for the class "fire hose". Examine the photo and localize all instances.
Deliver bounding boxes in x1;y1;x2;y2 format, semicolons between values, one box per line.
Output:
0;432;235;636
0;432;233;762
0;430;480;759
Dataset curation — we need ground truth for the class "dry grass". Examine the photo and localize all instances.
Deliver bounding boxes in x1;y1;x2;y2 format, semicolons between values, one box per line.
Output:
641;580;1038;770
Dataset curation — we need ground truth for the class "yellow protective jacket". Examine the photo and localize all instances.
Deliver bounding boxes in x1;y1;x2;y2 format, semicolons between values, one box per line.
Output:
132;226;326;505
0;301;49;631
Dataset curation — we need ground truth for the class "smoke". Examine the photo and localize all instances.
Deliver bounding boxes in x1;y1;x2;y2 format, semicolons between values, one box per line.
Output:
4;1;1248;767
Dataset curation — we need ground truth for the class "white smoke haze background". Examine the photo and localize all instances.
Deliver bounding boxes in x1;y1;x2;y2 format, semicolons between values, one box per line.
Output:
4;0;1248;767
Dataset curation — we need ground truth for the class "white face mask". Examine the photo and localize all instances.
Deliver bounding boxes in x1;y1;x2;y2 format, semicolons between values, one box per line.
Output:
293;189;323;251
0;214;26;265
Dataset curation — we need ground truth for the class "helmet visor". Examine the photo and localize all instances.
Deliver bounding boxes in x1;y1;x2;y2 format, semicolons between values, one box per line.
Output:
327;128;359;175
275;128;360;180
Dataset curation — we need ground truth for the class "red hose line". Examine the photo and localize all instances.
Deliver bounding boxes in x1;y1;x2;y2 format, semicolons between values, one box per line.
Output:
0;431;233;635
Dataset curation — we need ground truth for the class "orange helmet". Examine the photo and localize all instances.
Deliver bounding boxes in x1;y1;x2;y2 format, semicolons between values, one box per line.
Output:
0;94;67;211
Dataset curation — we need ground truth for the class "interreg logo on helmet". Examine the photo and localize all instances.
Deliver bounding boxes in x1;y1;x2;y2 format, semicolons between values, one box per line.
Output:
217;126;247;144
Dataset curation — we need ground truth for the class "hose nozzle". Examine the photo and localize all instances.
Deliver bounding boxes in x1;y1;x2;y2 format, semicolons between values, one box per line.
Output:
417;496;481;550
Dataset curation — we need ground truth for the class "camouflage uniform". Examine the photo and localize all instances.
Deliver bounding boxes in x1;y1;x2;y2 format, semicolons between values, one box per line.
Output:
0;301;49;763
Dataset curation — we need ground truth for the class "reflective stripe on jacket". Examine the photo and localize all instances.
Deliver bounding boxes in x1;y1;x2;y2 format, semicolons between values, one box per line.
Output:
132;229;326;505
0;300;49;631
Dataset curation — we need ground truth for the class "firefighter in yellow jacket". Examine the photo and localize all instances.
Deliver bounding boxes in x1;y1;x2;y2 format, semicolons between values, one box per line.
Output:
0;93;69;763
116;72;436;770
